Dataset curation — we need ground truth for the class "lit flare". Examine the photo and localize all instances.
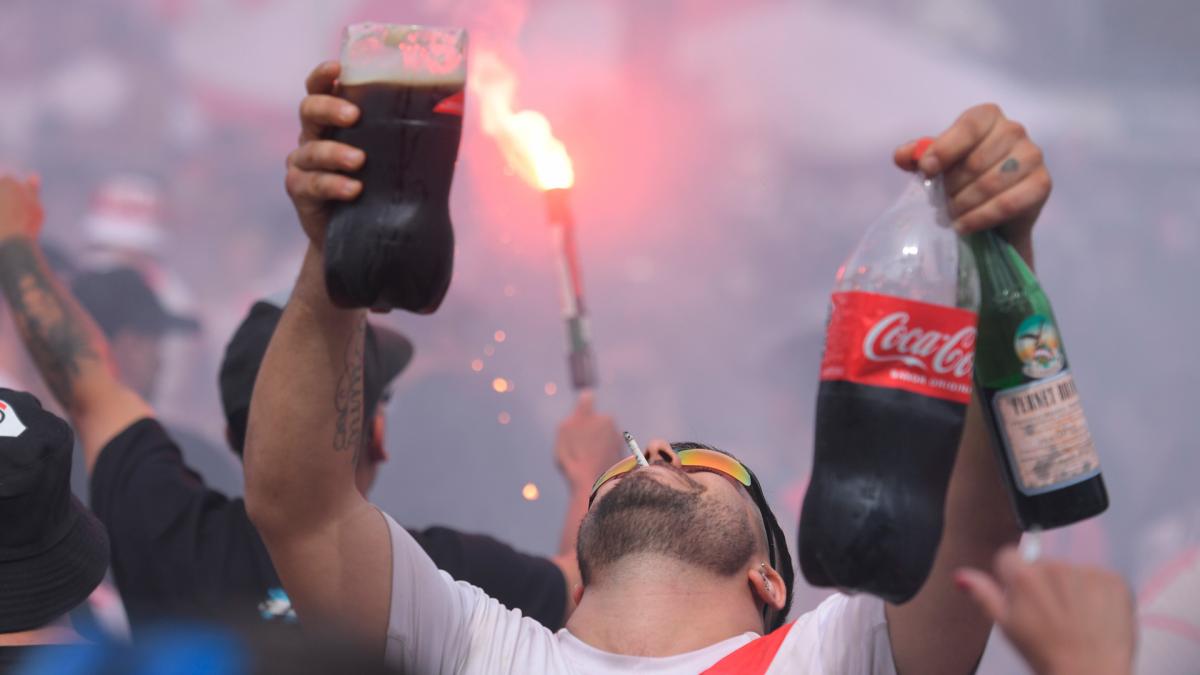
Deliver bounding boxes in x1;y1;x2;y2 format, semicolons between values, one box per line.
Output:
470;50;574;190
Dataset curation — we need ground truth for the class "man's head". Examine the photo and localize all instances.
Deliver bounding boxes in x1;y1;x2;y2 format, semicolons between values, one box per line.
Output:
0;388;109;634
71;266;199;400
219;300;413;495
577;441;795;631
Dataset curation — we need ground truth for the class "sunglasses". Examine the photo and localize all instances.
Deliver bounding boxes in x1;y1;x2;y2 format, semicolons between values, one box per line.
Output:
588;448;753;506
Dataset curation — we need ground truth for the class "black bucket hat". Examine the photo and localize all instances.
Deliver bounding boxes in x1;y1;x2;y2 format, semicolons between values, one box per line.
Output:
219;300;414;457
0;389;110;633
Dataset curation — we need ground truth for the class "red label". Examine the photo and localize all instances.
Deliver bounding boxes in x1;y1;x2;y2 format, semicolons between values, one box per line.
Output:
820;291;977;404
433;91;465;116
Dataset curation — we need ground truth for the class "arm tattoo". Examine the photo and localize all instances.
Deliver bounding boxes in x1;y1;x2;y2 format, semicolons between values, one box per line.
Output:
333;317;366;463
1000;158;1020;173
0;239;98;407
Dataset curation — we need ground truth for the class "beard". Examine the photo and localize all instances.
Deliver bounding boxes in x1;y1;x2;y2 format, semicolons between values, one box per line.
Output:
577;468;756;584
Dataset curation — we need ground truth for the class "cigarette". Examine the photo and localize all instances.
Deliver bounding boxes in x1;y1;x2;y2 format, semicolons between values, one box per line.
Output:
1020;527;1042;562
623;431;649;467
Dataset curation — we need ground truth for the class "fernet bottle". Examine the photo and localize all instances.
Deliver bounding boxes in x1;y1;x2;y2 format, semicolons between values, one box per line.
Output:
799;173;979;604
967;230;1107;529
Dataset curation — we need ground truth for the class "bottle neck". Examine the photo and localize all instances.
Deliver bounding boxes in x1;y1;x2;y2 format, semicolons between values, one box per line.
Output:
967;230;1030;304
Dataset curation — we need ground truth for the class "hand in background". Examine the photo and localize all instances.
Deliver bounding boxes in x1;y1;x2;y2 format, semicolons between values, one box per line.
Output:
554;391;625;495
957;545;1136;675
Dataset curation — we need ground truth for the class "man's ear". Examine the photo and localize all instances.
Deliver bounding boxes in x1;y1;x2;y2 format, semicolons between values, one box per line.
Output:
748;563;787;614
572;583;585;607
370;413;388;463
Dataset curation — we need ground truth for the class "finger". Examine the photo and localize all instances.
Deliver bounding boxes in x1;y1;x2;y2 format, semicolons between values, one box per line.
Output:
26;173;41;195
992;545;1027;586
644;438;672;461
576;390;595;415
955;568;1009;623
299;94;359;142
289;140;365;173
305;60;341;95
953;167;1051;234
942;119;1029;196
285;167;362;203
946;140;1043;218
918;103;1003;177
893;139;921;171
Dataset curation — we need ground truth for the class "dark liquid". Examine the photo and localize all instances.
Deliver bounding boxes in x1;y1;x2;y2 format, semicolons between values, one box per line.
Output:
800;380;967;604
979;386;1108;530
324;81;463;313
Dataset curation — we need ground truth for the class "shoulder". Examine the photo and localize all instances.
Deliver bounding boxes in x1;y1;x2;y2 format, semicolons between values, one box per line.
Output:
770;593;895;675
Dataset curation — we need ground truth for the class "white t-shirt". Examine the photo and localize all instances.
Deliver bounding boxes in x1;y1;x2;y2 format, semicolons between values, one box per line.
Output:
381;511;896;675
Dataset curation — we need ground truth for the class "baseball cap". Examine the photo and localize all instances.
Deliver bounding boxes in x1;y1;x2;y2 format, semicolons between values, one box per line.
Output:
0;389;110;633
219;301;414;457
72;266;200;338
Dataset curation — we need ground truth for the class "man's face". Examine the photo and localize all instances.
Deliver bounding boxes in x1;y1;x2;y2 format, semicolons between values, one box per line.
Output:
577;454;764;584
110;329;163;401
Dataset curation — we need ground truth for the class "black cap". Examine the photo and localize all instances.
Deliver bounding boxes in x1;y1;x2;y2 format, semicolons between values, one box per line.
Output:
72;266;200;338
219;301;413;457
0;389;110;633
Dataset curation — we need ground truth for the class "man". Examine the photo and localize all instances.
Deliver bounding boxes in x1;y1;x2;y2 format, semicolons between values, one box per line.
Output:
70;266;199;404
0;388;107;671
0;174;622;633
66;266;244;501
244;60;1055;673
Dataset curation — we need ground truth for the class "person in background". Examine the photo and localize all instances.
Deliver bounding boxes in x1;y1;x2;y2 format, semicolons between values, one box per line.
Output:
958;545;1137;675
0;173;623;634
67;265;243;501
0;388;108;674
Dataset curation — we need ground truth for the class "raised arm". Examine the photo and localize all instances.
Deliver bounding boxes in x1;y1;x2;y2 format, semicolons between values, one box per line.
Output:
0;175;152;469
550;391;626;610
885;104;1049;674
242;61;393;653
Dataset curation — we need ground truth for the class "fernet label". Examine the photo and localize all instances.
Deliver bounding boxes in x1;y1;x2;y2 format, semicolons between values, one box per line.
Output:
820;291;977;404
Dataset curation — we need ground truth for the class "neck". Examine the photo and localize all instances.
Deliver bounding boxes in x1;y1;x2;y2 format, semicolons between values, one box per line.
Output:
0;616;85;647
565;553;763;657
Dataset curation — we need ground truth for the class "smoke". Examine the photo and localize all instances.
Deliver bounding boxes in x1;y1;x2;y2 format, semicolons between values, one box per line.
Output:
2;2;1197;671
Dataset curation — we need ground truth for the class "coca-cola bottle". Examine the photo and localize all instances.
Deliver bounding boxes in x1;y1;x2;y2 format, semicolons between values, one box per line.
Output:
968;230;1107;529
799;170;979;604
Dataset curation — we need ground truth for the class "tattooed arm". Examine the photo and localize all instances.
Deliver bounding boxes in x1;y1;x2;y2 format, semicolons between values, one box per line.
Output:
0;176;152;469
243;62;391;654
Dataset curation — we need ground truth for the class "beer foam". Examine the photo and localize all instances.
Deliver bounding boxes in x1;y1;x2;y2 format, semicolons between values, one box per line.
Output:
339;23;467;86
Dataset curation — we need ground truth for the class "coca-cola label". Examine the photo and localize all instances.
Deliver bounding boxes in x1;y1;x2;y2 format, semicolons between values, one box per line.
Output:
820;291;977;404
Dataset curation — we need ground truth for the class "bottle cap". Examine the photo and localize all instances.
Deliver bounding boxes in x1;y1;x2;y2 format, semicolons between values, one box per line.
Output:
912;137;935;162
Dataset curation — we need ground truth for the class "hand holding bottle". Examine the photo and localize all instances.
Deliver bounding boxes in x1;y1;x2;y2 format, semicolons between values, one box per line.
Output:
893;103;1052;260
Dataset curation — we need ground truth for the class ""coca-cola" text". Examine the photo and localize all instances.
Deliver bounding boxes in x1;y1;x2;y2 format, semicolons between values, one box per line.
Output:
862;311;976;378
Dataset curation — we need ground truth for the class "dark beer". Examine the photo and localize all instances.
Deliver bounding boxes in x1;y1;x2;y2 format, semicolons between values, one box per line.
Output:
324;25;466;313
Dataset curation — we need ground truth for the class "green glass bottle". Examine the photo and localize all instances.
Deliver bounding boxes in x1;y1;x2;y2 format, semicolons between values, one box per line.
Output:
968;230;1108;529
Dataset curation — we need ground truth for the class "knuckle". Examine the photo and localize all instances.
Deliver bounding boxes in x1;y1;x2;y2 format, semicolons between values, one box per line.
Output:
977;102;1003;119
964;151;992;175
1031;167;1053;195
1005;120;1027;140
